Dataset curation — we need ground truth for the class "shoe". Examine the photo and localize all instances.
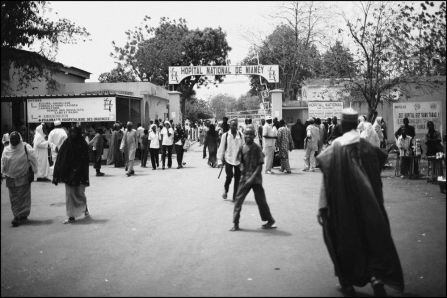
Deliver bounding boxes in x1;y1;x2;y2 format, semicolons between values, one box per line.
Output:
266;170;273;174
262;220;277;229
96;172;105;176
302;168;309;172
11;217;20;227
286;171;292;174
182;162;186;166
371;278;387;297
177;165;182;169
279;169;284;172
339;285;356;297
230;225;240;231
152;168;156;170
63;217;75;224
126;172;131;177
130;170;135;175
310;168;315;172
222;192;228;200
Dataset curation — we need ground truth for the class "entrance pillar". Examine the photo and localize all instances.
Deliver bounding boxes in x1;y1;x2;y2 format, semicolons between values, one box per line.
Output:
168;91;182;124
270;89;283;120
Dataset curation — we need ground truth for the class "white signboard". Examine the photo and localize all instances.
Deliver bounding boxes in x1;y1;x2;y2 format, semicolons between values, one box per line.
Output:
169;65;279;84
393;101;442;137
308;101;343;119
27;97;116;123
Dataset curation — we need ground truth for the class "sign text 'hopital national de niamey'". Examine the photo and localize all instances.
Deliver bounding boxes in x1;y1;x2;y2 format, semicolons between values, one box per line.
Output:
168;65;279;84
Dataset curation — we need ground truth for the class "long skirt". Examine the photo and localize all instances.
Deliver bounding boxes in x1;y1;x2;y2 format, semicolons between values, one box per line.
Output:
8;183;31;218
65;184;87;218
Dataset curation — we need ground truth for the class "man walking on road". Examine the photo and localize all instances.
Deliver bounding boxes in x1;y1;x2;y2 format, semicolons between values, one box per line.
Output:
303;118;319;172
217;119;244;202
230;126;276;231
316;108;404;297
262;116;277;174
48;120;67;171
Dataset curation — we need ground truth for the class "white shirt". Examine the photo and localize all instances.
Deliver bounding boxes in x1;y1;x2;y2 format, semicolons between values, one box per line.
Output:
149;131;160;149
217;131;245;166
262;124;277;147
136;126;144;144
161;127;174;146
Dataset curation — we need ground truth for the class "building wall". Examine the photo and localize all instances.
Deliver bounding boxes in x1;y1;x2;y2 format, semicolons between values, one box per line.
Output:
283;77;446;141
62;82;170;126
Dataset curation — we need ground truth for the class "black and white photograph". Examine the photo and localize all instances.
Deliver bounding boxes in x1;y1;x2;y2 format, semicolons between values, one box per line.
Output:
1;1;446;297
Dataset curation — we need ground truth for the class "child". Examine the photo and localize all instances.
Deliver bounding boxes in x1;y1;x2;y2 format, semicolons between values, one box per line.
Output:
231;125;276;231
140;129;149;167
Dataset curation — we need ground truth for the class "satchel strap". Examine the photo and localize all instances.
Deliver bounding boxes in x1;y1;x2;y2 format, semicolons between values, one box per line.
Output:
24;143;30;162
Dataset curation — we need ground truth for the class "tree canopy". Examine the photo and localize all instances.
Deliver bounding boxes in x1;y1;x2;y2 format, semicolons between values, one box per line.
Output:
1;1;90;90
110;16;232;114
98;64;136;83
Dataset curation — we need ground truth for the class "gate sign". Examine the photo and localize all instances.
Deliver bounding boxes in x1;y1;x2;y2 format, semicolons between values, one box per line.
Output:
169;65;279;84
393;101;442;137
27;97;116;123
308;101;343;119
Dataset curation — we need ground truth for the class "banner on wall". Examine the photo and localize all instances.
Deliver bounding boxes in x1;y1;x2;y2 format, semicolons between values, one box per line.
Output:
393;101;442;137
307;101;343;119
27;97;116;123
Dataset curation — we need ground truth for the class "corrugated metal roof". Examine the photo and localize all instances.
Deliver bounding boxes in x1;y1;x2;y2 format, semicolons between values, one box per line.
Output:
1;92;142;101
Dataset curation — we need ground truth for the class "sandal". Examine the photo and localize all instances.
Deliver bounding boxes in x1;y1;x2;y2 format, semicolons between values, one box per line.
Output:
63;217;75;224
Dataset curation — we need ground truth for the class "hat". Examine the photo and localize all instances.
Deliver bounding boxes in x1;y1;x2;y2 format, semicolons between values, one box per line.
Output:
164;120;170;125
54;120;61;126
265;116;272;121
341;108;358;124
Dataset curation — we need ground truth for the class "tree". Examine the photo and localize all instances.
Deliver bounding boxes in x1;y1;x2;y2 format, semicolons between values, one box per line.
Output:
321;40;357;78
243;1;330;101
342;1;446;121
209;94;237;120
98;64;136;83
235;93;262;112
111;16;231;115
184;98;214;122
1;1;90;90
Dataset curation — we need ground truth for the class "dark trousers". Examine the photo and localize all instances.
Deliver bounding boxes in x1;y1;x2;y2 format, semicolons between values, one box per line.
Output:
162;145;173;168
224;163;241;200
175;144;184;167
150;148;159;169
93;151;102;173
141;148;149;166
259;137;263;148
233;182;274;225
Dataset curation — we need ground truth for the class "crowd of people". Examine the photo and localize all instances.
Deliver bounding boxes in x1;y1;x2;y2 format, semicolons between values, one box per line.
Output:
1;109;445;297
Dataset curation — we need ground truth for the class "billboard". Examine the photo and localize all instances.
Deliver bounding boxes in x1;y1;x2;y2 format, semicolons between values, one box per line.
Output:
393;101;442;137
168;65;279;84
27;97;116;123
307;101;343;119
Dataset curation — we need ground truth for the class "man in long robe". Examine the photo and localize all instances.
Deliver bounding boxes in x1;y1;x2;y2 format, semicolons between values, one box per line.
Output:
120;122;138;176
316;108;404;297
107;123;124;167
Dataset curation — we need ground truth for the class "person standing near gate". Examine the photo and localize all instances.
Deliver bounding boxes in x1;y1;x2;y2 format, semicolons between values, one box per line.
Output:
120;122;138;177
160;121;174;169
262;116;277;174
316;108;404;297
217;119;244;202
230;126;276;231
88;127;106;176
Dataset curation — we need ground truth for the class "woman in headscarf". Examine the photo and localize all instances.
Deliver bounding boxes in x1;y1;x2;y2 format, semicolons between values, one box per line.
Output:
33;123;51;182
358;121;381;148
1;131;38;227
205;124;219;168
372;117;385;146
52;126;90;224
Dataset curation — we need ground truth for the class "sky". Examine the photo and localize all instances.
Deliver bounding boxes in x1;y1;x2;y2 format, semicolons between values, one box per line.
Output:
38;1;360;100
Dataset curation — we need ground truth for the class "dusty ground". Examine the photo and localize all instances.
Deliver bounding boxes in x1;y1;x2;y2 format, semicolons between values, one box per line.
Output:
1;142;445;297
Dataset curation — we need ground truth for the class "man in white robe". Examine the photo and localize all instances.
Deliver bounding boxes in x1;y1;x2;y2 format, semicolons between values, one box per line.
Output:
48;121;68;169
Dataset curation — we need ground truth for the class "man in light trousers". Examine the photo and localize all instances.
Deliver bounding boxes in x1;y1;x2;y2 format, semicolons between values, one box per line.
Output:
303;118;320;172
262;115;277;174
